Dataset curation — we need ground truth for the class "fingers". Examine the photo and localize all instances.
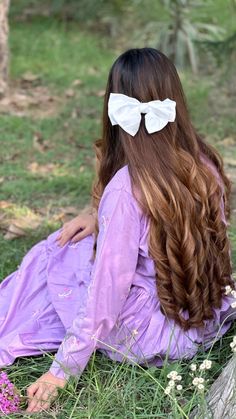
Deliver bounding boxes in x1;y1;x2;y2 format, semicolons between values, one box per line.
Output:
27;385;58;413
57;226;83;247
57;226;91;246
56;233;68;247
56;213;96;247
27;385;43;412
27;382;39;399
30;389;55;413
70;228;90;243
27;387;44;413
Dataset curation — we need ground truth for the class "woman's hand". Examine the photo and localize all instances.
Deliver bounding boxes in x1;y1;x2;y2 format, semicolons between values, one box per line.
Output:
57;211;96;247
26;371;67;413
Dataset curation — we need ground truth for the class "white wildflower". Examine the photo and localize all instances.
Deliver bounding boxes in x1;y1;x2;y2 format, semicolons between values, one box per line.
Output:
176;375;182;381
231;290;236;298
176;384;183;391
197;383;205;391
167;370;178;380
230;336;236;352
190;363;197;371
192;377;199;386
164;386;171;395
205;360;212;369
231;301;236;309
192;377;204;386
168;380;175;387
225;285;232;295
199;360;212;370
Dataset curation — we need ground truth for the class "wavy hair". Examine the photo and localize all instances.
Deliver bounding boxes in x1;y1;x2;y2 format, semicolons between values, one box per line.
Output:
91;48;235;331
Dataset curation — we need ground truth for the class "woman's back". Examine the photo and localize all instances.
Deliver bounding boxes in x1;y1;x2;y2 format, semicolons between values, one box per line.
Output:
93;48;234;332
89;155;233;367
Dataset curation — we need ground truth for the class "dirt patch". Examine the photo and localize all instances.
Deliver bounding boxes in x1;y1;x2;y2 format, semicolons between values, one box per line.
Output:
0;201;92;240
0;74;62;118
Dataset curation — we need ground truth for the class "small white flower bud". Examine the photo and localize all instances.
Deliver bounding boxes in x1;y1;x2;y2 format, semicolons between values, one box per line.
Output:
205;360;212;369
190;364;197;371
225;285;232;295
167;370;178;380
192;378;199;386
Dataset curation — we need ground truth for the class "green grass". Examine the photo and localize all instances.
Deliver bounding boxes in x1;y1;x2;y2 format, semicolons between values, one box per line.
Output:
0;13;236;419
10;18;114;89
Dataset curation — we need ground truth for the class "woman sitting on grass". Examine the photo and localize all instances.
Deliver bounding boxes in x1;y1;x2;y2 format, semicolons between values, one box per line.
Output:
0;48;236;413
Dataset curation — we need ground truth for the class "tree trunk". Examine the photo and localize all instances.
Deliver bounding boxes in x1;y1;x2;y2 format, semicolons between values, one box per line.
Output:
190;356;236;419
0;0;10;98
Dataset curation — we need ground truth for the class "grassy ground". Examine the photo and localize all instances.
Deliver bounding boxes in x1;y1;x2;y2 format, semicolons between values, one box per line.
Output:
0;15;236;419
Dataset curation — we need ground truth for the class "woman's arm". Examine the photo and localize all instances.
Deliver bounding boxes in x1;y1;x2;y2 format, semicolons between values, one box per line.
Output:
56;137;102;248
50;186;141;379
26;186;141;412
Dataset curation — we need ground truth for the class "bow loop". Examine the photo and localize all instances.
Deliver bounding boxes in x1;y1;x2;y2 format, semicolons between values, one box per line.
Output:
108;93;176;136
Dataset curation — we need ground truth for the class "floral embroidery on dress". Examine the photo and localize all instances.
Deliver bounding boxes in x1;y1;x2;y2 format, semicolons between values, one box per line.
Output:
61;335;79;360
58;288;72;298
68;241;81;248
32;310;40;317
101;215;109;229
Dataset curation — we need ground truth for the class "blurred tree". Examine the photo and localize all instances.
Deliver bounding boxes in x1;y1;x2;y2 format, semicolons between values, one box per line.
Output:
200;31;236;64
49;0;128;35
0;0;10;98
158;0;225;73
133;0;225;74
50;0;127;19
10;0;129;36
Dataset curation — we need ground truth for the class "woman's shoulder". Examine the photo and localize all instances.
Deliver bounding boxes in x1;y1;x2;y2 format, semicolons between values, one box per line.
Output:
100;165;143;216
105;164;132;195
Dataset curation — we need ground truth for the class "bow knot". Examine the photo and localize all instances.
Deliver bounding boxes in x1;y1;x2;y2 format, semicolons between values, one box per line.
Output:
139;102;149;114
108;93;176;136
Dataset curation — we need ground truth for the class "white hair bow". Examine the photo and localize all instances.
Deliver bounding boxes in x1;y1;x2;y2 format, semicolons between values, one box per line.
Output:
108;93;176;136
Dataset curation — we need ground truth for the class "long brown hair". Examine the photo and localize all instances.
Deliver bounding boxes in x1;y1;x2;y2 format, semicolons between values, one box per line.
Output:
91;48;235;331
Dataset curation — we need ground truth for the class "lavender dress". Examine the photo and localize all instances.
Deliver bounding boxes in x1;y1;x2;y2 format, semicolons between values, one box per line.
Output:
0;164;235;380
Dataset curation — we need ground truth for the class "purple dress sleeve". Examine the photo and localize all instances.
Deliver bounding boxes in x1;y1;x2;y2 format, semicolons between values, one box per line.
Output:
49;187;141;380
